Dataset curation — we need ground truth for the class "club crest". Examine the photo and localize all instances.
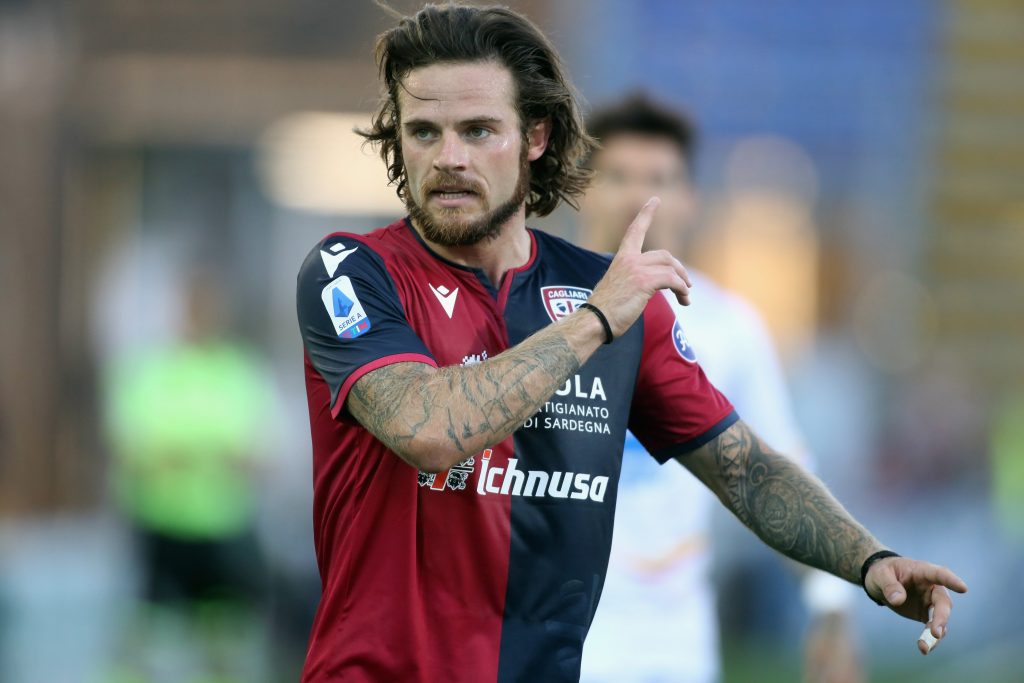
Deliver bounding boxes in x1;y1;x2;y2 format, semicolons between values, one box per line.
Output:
540;286;593;322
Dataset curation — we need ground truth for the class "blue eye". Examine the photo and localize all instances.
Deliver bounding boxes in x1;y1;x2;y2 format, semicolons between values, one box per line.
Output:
413;128;436;141
467;127;490;139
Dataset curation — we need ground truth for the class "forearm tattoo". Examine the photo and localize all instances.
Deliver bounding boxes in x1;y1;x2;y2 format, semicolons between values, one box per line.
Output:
689;421;881;583
348;329;581;464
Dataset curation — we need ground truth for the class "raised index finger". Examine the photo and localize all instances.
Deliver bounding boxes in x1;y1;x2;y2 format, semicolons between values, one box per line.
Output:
618;197;661;254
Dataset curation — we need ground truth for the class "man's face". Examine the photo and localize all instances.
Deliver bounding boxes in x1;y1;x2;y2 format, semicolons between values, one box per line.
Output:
398;60;547;246
579;134;696;254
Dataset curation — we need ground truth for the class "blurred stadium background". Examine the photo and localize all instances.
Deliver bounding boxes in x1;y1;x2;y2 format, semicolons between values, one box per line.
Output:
0;1;1021;681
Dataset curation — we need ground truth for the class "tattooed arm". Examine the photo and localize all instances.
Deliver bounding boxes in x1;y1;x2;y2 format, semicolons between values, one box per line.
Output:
678;419;882;582
348;309;601;473
347;198;692;473
679;419;968;652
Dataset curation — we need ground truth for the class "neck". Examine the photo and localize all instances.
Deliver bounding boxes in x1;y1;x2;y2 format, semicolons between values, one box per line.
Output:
414;208;532;287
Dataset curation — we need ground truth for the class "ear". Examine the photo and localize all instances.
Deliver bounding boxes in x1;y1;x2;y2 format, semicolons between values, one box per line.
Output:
682;185;700;223
678;160;700;224
525;117;552;162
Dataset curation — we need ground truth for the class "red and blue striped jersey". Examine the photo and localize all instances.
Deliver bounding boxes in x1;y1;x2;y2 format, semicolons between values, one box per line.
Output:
296;218;736;682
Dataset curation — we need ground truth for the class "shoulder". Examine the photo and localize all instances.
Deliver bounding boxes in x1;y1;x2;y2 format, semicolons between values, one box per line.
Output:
687;271;740;310
659;271;781;367
531;229;613;274
297;219;413;285
668;270;766;331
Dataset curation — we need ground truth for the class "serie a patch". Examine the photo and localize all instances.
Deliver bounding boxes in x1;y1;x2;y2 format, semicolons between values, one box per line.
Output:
321;275;371;339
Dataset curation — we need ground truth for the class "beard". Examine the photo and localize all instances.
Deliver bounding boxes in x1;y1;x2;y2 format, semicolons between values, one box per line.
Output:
406;144;531;247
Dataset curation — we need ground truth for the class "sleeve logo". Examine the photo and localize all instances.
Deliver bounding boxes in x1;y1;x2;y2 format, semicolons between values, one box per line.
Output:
320;275;371;339
320;242;358;277
672;319;697;362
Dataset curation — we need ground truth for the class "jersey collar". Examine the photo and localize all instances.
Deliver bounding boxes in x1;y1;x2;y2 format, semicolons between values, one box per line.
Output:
402;217;538;300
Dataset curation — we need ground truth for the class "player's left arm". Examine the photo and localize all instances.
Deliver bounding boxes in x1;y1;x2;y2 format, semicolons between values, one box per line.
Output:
678;418;968;653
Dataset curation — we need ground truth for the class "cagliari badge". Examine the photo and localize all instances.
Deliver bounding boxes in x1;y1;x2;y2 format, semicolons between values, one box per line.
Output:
540;285;593;322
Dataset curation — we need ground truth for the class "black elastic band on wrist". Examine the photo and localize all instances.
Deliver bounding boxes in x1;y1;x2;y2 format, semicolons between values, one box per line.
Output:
860;550;900;605
579;303;613;345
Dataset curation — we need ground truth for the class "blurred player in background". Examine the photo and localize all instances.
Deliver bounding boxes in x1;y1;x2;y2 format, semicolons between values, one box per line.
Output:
578;94;862;683
104;271;274;683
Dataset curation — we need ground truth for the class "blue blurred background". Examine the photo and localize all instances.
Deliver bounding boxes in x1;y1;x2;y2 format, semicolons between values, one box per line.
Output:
0;1;1021;681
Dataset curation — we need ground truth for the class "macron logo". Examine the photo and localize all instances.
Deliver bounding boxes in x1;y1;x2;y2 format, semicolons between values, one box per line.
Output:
429;283;459;319
320;242;359;277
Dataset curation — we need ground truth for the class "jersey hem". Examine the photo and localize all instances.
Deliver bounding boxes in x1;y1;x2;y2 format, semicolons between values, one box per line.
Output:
650;409;739;463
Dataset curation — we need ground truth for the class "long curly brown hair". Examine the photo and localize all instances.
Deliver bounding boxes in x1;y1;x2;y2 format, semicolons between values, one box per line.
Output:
358;3;595;217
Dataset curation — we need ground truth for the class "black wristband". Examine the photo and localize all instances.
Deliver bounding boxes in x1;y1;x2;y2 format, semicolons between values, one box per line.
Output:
579;303;613;345
860;550;900;605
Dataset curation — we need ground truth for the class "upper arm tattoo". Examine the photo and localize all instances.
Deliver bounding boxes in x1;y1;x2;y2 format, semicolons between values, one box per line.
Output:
678;420;880;583
347;362;437;457
347;330;582;466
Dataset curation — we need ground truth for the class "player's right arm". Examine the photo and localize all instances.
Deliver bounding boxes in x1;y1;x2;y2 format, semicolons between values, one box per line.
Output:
346;311;599;472
343;198;690;473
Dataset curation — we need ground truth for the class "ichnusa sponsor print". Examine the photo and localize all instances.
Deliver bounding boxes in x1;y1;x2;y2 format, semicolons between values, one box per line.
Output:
418;449;609;503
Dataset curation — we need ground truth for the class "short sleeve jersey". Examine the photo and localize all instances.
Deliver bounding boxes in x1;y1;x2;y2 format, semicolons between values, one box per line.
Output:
296;218;736;683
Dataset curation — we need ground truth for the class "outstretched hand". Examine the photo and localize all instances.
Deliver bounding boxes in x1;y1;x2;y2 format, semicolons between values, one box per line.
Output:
864;556;968;655
588;197;693;338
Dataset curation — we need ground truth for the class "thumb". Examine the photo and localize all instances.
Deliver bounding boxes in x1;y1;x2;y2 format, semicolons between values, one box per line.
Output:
869;561;905;606
882;579;906;606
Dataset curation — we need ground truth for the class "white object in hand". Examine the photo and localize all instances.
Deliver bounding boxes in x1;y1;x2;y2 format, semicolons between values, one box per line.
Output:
918;607;939;654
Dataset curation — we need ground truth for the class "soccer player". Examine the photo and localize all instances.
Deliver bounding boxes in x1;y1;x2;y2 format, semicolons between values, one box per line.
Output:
295;5;967;682
578;94;860;683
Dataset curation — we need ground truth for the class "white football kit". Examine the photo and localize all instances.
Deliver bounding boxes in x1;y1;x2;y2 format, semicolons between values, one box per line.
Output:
582;272;850;683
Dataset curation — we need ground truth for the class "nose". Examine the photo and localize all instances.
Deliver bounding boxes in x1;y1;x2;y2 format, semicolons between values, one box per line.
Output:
628;180;656;212
619;191;649;224
433;132;468;172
